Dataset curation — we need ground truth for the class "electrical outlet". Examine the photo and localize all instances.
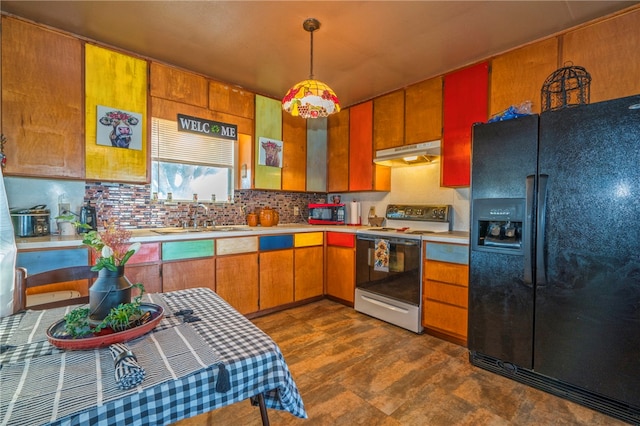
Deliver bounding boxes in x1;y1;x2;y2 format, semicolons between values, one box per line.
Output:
293;206;300;216
58;202;71;216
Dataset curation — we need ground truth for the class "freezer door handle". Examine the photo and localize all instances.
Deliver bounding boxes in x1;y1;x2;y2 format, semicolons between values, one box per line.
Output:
524;175;535;285
536;174;549;286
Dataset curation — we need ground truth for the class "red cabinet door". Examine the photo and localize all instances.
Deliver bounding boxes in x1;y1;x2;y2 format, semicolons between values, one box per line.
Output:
442;62;489;187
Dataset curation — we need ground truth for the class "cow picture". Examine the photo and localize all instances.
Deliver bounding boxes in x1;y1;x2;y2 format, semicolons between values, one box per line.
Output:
258;137;283;168
96;106;143;150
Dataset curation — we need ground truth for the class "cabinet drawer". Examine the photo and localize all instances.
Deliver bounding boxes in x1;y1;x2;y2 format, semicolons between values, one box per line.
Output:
92;242;160;265
17;248;89;275
424;280;468;308
259;235;294;251
216;236;258;255
425;242;469;265
424;260;469;286
326;232;354;248
294;232;324;247
162;240;214;261
423;299;467;337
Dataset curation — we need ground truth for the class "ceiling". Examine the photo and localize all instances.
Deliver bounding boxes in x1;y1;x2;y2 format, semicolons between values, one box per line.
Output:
1;1;637;108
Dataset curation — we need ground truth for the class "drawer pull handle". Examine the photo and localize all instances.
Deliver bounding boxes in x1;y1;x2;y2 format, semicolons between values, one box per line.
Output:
360;295;409;313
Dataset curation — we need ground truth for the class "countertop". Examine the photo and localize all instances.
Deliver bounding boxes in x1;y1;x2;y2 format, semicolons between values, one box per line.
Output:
15;225;469;250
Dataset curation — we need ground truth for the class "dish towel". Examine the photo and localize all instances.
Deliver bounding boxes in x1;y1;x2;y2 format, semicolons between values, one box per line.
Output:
374;239;390;272
108;343;145;389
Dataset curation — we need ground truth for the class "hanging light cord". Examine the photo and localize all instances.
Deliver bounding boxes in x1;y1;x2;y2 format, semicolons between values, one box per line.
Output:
309;28;315;80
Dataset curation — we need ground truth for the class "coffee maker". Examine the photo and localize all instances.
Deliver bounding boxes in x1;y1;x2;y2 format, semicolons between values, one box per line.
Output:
79;201;97;233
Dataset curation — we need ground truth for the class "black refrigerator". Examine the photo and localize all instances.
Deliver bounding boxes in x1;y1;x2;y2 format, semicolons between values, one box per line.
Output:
468;95;640;424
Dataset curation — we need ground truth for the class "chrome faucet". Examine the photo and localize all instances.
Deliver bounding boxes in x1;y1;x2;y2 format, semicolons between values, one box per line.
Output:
192;203;209;228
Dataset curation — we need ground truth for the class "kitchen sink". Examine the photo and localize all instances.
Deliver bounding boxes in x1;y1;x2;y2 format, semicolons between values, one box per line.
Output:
215;226;250;232
152;226;250;234
152;228;203;234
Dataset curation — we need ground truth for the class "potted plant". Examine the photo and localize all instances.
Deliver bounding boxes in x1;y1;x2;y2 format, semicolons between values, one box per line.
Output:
81;221;141;324
55;212;78;236
62;282;146;338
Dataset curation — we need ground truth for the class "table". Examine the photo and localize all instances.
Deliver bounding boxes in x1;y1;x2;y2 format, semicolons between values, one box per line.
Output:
0;287;307;425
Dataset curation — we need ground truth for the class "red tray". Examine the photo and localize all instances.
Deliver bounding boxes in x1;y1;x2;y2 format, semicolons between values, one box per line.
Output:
46;303;164;350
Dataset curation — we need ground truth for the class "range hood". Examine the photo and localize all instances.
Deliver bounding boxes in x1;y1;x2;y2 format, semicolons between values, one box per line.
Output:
374;140;441;166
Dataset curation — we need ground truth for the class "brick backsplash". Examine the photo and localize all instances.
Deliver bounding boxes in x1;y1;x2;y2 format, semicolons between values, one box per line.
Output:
85;182;325;229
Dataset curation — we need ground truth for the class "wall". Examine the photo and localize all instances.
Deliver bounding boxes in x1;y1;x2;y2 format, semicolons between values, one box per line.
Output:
4;163;469;233
331;160;470;232
4;177;321;232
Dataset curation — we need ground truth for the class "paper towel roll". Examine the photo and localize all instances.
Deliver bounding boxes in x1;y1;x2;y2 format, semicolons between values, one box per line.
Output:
349;201;361;225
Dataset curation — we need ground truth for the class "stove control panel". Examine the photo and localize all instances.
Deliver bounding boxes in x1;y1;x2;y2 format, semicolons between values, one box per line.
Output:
385;204;451;222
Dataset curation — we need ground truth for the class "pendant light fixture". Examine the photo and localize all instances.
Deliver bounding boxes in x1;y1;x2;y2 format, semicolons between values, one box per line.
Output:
282;18;340;119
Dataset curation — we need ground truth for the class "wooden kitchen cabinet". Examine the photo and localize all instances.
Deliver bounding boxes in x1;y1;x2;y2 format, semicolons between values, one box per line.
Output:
327;108;350;193
254;95;283;190
442;62;489;187
208;80;255;119
17;247;90;299
306;118;328;192
216;253;259;315
260;249;294;310
282;111;307;192
1;16;84;179
91;242;162;295
85;44;148;183
150;62;208;107
294;233;324;301
422;241;469;346
259;235;294;309
349;101;374;191
126;264;162;295
325;232;356;305
350;101;391;192
215;236;259;314
161;240;215;292
405;77;443;145
490;38;558;116
373;90;405;150
122;243;162;295
562;8;640;103
163;258;216;292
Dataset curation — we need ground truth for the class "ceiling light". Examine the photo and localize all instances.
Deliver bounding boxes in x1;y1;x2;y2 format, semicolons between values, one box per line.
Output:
282;18;340;119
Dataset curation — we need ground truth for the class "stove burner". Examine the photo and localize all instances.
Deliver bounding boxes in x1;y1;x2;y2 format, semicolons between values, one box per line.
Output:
366;228;438;235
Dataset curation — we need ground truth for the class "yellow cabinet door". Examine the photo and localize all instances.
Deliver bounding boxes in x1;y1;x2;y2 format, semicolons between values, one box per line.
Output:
85;44;148;183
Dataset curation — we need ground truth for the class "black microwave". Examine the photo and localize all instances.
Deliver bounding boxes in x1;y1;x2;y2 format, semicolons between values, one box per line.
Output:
308;203;345;225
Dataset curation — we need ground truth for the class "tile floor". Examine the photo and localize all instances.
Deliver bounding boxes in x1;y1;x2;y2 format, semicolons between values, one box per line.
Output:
175;299;628;425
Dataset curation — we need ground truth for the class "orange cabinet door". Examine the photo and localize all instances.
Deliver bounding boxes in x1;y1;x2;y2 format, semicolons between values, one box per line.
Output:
327;108;350;192
349;101;373;191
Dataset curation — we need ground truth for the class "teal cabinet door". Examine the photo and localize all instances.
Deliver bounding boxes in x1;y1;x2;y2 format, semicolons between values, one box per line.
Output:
162;240;215;261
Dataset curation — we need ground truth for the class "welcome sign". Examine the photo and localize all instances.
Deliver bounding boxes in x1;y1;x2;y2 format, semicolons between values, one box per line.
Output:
177;114;238;140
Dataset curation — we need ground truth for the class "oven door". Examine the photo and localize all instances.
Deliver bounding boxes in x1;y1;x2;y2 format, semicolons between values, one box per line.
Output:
355;234;423;333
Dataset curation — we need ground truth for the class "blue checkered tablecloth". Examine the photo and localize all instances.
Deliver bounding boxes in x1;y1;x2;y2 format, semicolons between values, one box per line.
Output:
0;288;307;425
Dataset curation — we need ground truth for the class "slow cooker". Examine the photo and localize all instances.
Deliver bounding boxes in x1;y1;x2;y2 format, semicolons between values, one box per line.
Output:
10;205;51;237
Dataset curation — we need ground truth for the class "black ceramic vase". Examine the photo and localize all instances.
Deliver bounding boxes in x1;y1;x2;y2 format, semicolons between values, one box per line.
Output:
89;266;132;323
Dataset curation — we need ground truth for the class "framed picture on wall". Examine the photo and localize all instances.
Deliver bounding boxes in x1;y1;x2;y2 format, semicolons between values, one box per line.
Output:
258;137;283;168
96;106;143;150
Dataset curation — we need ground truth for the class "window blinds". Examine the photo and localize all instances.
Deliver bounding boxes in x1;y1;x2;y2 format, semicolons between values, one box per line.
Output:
151;117;234;167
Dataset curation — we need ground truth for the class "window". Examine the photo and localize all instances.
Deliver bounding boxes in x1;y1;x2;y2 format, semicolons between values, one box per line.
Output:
151;117;236;202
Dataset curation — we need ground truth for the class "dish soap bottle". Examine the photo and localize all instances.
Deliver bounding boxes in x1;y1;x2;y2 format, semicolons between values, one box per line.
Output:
79;201;97;233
